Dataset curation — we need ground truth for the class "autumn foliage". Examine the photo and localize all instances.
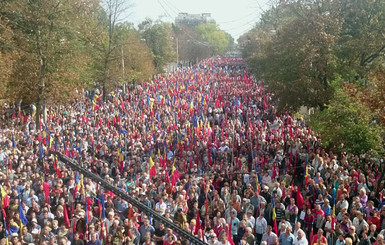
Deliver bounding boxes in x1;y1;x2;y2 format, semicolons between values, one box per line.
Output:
343;70;385;126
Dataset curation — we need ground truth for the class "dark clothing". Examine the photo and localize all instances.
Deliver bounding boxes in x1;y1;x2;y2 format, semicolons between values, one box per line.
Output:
87;240;102;245
72;240;85;245
154;228;166;245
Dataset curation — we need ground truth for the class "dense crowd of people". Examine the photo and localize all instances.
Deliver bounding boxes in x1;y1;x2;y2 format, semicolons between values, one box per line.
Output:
0;57;384;245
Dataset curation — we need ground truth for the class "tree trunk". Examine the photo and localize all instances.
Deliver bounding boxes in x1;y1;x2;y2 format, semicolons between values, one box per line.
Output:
36;51;46;128
36;57;46;128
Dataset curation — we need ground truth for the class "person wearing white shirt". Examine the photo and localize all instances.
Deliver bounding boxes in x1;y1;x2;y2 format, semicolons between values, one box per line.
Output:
245;210;255;229
214;233;231;245
262;173;271;188
255;213;267;244
293;230;308;245
336;194;349;211
155;198;167;215
293;222;304;238
273;182;282;199
352;212;367;236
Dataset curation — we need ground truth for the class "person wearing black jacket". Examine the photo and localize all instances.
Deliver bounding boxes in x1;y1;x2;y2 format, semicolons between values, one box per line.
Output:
359;232;371;245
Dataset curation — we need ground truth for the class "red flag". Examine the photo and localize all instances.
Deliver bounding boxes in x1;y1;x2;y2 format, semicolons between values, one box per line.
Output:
0;186;10;209
171;165;181;187
296;188;304;209
149;157;157;178
165;171;170;184
56;168;62;178
43;181;50;204
86;197;93;206
194;212;201;235
63;204;70;228
228;217;235;245
104;191;115;198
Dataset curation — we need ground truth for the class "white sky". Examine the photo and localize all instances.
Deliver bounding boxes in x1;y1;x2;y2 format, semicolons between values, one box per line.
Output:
130;0;273;41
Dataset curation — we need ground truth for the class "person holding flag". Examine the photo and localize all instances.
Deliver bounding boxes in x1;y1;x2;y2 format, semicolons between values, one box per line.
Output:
226;210;240;244
272;195;279;235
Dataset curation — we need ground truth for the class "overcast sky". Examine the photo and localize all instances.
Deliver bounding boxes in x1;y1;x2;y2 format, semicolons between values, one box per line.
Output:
130;0;272;41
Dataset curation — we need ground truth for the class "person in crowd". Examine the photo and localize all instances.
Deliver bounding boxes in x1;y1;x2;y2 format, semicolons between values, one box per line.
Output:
0;56;383;245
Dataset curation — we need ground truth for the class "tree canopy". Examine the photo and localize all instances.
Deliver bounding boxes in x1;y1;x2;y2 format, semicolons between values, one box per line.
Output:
240;0;385;111
0;0;157;113
195;23;230;56
240;0;385;154
309;87;384;155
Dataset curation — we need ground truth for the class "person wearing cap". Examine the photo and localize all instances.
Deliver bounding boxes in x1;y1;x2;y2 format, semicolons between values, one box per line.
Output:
261;185;271;205
164;228;177;243
105;212;115;233
30;217;41;235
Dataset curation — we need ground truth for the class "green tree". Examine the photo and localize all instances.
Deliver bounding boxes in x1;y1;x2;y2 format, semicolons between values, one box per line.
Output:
96;0;133;100
309;87;383;155
1;0;96;123
195;23;230;55
110;25;155;83
173;25;212;64
242;1;341;111
0;20;18;100
138;19;176;72
334;0;385;82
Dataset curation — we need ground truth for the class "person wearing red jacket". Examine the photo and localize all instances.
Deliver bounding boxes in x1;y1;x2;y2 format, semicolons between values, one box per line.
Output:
304;208;315;239
368;211;381;232
312;228;327;245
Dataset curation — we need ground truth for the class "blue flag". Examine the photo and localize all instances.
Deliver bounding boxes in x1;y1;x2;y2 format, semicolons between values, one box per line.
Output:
18;196;28;226
101;193;105;219
39;143;44;159
85;196;88;224
12;133;16;149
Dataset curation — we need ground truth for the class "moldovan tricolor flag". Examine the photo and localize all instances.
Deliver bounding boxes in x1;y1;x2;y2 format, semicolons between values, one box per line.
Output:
149;156;157;178
272;196;278;234
171;164;181;187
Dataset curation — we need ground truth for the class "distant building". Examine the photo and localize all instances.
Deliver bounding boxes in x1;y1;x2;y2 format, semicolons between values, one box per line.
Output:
175;13;216;27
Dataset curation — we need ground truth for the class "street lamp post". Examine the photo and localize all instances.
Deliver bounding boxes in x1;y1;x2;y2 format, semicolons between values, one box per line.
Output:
176;37;179;66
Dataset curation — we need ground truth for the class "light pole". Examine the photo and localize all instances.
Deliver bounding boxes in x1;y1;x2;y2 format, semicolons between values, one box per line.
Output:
176;37;179;65
121;44;125;92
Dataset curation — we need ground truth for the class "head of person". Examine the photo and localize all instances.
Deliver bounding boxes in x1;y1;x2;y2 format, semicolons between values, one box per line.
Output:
266;225;272;234
376;235;385;245
298;230;305;240
345;237;353;245
285;226;292;235
91;232;98;242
